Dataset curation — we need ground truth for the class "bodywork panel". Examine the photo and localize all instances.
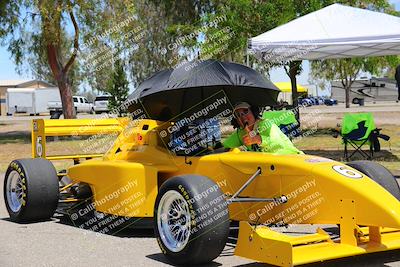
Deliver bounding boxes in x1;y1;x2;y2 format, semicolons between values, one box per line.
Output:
68;160;157;217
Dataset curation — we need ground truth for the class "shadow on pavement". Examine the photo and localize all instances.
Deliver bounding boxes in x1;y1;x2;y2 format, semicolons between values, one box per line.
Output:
146;253;223;267
53;213;155;238
234;249;400;267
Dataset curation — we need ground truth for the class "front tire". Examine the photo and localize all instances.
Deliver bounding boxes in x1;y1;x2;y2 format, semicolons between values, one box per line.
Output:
347;160;400;200
4;159;59;222
154;175;229;265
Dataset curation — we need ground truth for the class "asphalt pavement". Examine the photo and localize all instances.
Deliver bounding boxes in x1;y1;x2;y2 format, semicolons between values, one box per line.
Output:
2;172;400;267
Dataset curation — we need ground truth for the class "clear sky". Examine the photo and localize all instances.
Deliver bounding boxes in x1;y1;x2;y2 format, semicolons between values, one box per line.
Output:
0;1;399;88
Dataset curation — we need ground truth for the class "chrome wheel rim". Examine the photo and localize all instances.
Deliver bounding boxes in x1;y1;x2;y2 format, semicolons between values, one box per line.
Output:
6;170;24;213
157;190;191;252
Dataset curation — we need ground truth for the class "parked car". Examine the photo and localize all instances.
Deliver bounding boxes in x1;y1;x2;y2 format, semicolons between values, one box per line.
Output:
298;97;313;106
48;96;94;118
309;97;319;105
324;98;338;106
93;95;112;114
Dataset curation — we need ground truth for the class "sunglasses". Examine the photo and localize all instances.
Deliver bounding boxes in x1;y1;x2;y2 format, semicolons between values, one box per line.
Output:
235;108;250;117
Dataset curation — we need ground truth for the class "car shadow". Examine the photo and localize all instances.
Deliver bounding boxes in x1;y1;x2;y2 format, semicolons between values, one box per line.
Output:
146;253;223;266
53;213;155;238
145;222;238;266
233;249;400;267
1;216;57;224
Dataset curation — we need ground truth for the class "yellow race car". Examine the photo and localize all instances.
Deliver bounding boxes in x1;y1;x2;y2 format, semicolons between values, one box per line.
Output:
4;116;400;266
4;60;400;266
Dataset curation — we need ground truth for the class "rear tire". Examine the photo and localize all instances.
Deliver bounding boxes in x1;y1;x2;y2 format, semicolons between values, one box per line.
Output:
347;160;400;200
3;158;59;222
154;175;229;265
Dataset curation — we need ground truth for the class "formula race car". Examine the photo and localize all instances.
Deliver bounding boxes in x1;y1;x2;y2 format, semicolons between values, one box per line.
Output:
4;60;400;267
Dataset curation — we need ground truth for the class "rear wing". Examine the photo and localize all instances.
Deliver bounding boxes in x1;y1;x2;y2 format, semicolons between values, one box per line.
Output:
31;118;129;162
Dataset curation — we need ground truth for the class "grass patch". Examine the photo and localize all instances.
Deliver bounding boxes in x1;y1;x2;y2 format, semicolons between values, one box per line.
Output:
296;125;400;174
0;132;31;144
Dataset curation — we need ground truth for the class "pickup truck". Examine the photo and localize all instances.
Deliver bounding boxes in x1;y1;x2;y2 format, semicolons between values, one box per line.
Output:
48;96;94;118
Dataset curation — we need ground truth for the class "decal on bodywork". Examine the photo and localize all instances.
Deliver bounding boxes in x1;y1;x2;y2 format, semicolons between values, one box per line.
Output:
332;165;363;179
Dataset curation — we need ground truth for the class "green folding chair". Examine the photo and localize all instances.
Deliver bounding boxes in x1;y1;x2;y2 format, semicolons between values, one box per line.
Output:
262;110;301;139
337;113;390;161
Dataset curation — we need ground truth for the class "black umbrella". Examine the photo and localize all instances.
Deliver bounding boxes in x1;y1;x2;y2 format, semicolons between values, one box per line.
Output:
128;59;280;121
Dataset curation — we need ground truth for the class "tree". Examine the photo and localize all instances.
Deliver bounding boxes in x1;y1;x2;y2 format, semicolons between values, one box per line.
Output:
106;58;129;116
186;0;293;66
0;0;117;118
0;1;81;118
121;0;215;88
180;0;317;121
28;32;82;94
284;61;302;120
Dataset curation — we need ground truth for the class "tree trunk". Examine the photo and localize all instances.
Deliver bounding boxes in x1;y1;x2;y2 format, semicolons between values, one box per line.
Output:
345;85;350;108
43;9;79;119
46;44;76;119
58;75;75;118
289;61;300;122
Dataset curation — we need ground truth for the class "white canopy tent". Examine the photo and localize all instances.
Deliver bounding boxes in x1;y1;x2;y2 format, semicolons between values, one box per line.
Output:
249;3;400;61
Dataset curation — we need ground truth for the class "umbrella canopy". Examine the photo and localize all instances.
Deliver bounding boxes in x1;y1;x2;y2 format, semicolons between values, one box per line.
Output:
128;60;280;120
274;82;307;93
249;4;400;61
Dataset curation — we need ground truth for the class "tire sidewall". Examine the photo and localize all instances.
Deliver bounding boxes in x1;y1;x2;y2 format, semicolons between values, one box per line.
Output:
4;159;59;222
154;175;229;264
4;160;29;221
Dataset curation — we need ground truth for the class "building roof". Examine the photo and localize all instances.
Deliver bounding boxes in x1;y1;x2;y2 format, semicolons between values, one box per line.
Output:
0;79;55;87
0;80;31;87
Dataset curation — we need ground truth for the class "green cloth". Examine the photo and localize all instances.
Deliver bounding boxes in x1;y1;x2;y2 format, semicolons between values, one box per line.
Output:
262;110;297;127
223;118;303;155
341;113;376;147
341;113;375;139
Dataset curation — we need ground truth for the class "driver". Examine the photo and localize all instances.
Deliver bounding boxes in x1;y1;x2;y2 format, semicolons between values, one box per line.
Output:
223;102;302;154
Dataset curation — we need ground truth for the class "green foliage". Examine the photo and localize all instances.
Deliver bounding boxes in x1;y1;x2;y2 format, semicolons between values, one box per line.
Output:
121;0;208;87
106;58;129;116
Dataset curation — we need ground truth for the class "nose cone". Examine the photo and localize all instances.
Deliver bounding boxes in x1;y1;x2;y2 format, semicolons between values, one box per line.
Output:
313;163;400;228
357;181;400;228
